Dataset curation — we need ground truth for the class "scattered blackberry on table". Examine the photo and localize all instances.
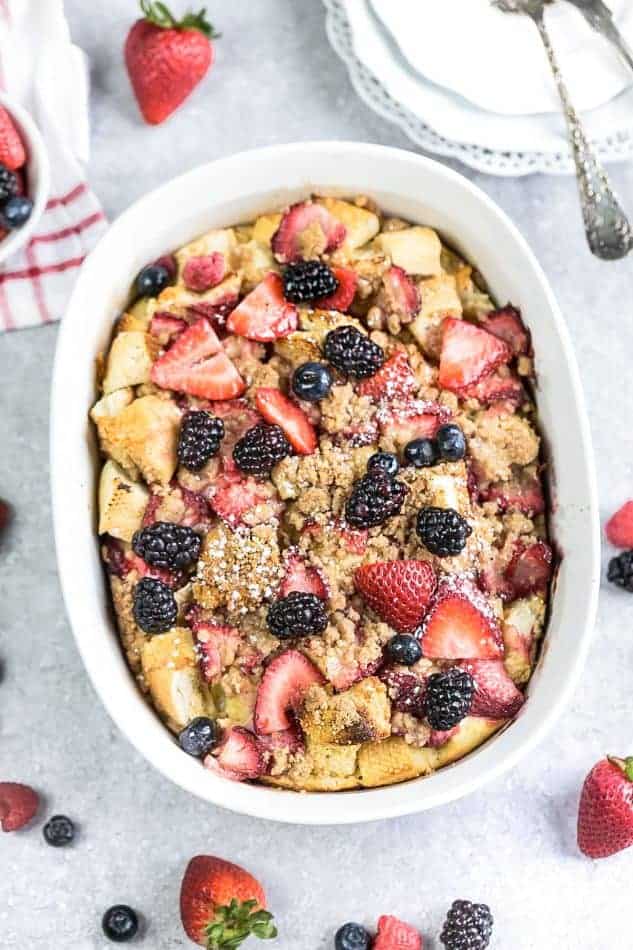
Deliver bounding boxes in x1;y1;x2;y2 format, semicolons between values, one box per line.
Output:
43;814;75;847
335;921;371;950
178;717;221;757
367;451;399;478
132;521;201;571
0;163;18;204
233;423;291;475
323;325;385;379
292;361;334;402
133;577;177;634
283;260;339;302
102;905;140;943
178;410;224;471
440;899;493;950
426;668;475;730
607;551;633;592
134;262;171;298
268;591;329;640
436;423;467;462
404;437;439;468
416;506;472;557
345;471;408;529
0;195;32;230
385;634;422;667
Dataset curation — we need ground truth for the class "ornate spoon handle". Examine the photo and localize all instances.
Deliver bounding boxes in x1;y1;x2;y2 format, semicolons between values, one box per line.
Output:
533;9;632;260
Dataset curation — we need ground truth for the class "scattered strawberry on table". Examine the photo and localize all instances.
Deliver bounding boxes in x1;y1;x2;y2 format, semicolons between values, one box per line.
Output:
125;1;219;125
0;107;33;236
606;499;633;592
180;855;276;948
0;498;11;534
578;755;633;859
0;782;39;832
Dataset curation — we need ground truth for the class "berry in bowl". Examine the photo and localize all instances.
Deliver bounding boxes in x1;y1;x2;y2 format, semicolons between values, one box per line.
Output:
51;143;599;823
0;95;49;264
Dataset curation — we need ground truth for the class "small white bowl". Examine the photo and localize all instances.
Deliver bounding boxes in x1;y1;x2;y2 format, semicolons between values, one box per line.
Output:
50;142;600;825
0;93;50;265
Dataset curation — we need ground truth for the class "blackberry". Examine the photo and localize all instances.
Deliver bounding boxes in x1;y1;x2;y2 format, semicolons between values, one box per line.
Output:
43;815;75;847
385;634;422;667
0;164;19;204
426;668;475;730
267;591;329;640
345;471;407;529
323;325;384;379
178;410;224;471
134;262;171;298
607;550;633;592
133;578;177;634
292;361;334;402
335;922;371;950
367;451;399;477
436;423;467;462
132;522;201;570
233;423;291;475
283;260;338;302
416;506;472;557
440;900;493;950
179;717;221;757
404;437;439;468
102;905;140;943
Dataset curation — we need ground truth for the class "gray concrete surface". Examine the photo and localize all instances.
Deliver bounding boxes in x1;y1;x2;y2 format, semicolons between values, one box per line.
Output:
1;1;633;947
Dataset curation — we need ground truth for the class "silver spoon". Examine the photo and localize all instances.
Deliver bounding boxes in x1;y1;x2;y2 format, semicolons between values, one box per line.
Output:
493;0;633;260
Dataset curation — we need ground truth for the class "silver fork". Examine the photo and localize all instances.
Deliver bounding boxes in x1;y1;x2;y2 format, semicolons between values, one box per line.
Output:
562;0;633;73
494;0;633;260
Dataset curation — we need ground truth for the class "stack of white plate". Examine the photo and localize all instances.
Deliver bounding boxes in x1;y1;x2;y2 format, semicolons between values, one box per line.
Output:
323;0;633;176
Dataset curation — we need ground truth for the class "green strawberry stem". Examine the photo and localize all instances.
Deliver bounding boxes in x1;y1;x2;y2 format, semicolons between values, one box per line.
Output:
205;899;277;949
140;1;220;38
607;755;633;782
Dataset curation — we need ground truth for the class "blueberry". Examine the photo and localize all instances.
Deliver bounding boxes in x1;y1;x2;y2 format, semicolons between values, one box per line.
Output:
436;423;466;462
335;921;371;950
43;814;75;847
292;361;334;402
367;452;399;478
385;634;422;666
102;905;139;943
404;437;439;468
135;263;171;299
179;717;221;757
0;195;33;230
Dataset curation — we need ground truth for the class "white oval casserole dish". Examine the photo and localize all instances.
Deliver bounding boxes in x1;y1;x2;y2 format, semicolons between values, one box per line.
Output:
50;142;600;824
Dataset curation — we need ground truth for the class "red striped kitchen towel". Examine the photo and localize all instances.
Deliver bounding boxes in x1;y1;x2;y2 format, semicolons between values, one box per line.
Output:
0;0;108;332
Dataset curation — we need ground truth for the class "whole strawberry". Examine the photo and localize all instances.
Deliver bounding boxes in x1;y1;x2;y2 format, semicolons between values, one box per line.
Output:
180;855;276;948
578;756;633;859
125;1;219;125
0;107;26;170
354;559;436;633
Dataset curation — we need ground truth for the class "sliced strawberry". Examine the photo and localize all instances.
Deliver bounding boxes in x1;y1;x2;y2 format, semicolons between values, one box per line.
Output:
327;655;382;692
379;265;420;318
380;669;427;718
257;725;305;769
0;782;39;832
480;472;545;516
461;659;525;719
438;317;512;391
421;577;504;660
227;273;298;342
193;622;241;682
336;521;369;555
254;650;325;734
605;501;633;548
271;201;346;263
428;726;459;747
154;253;177;280
377;399;451;442
126;552;183;589
358;351;417;402
182;252;226;292
188;293;240;328
0;106;26;170
208;471;275;527
255;387;317;455
209;398;262;471
374;914;422;950
177;484;214;530
315;265;358;311
479;305;530;357
180;855;271;946
205;727;265;781
461;370;525;406
506;541;553;597
150;311;187;344
355;559;436;634
151;316;246;400
479;560;516;602
279;550;327;599
0;498;12;533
